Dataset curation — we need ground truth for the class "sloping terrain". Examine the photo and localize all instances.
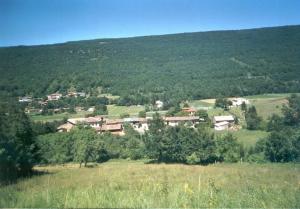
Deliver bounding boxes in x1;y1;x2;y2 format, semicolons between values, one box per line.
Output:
0;25;299;102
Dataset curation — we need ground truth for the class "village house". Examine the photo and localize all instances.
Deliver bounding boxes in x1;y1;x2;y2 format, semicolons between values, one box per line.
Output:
19;96;32;103
105;119;124;125
87;107;95;112
67;92;77;97
123;117;149;133
77;92;86;97
25;108;42;114
47;93;62;101
58;115;205;134
95;123;124;136
214;121;230;131
66;91;86;98
38;101;48;106
67;118;86;125
182;107;197;116
155;100;164;109
57;123;74;132
163;116;200;127
85;116;104;128
213;115;235;131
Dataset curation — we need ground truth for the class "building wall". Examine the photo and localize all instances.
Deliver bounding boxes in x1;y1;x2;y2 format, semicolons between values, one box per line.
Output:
214;124;229;131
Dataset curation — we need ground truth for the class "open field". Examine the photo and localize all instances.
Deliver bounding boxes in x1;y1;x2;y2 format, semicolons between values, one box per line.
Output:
188;99;214;109
249;97;288;120
30;105;145;121
215;129;269;148
244;93;296;99
195;93;298;121
30;111;91;122
1;160;299;208
107;105;145;117
99;93;120;100
29;93;297;122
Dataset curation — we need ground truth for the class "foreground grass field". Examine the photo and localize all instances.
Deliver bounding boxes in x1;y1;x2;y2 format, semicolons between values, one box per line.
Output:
1;160;299;208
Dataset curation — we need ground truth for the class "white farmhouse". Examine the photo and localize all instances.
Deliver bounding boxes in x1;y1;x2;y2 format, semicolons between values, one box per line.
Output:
155;100;164;109
47;93;62;101
123;117;149;133
164;116;200;127
214;121;230;131
213;115;235;131
230;98;250;107
19;96;32;103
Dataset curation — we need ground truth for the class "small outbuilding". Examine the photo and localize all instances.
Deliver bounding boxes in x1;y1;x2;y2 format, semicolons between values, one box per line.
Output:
214;121;229;131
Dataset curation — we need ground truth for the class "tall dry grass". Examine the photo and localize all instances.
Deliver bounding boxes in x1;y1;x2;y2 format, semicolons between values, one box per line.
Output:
1;160;299;208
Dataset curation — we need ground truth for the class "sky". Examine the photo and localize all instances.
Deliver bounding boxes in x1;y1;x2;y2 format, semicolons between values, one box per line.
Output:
0;0;300;46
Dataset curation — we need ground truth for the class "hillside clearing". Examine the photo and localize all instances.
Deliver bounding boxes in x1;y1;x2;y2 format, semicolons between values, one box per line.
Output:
215;129;269;148
30;111;91;122
0;160;299;208
107;105;145;117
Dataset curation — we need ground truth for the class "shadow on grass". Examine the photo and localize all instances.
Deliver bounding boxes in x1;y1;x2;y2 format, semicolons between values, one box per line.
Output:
144;159;212;166
1;168;55;186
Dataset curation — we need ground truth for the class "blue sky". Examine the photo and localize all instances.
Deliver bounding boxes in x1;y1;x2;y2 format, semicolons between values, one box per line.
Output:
1;0;300;46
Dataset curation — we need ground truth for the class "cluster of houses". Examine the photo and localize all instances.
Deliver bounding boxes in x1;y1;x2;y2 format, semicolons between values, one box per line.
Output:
19;91;86;103
57;113;238;135
19;92;87;114
20;93;249;134
57;115;203;135
47;92;86;101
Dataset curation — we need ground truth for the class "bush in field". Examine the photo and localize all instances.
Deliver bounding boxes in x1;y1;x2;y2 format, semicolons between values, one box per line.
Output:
215;97;231;110
264;131;299;162
93;104;108;115
144;113;242;164
245;106;262;130
267;114;285;132
37;133;73;164
250;94;300;163
216;133;243;163
282;94;300;126
32;120;65;135
186;152;201;165
138;110;146;118
37;128;111;166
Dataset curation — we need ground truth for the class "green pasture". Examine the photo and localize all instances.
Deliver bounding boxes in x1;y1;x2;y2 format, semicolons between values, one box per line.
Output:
1;160;299;208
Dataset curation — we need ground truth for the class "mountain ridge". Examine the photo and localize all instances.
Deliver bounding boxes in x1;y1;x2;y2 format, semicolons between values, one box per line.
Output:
1;24;299;48
0;25;299;104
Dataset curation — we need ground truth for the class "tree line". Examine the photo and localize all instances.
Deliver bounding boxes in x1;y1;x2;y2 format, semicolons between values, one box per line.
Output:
1;94;300;184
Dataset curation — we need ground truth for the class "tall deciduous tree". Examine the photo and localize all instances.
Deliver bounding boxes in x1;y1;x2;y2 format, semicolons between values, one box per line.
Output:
245;106;261;130
0;103;36;183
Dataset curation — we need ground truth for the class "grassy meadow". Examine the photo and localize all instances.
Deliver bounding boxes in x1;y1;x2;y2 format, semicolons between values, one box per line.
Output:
215;129;269;148
30;111;91;122
30;105;145;121
107;105;145;117
248;96;288;120
1;160;299;208
29;93;296;122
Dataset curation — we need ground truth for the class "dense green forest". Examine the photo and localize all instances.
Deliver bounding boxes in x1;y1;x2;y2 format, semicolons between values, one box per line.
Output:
0;25;300;104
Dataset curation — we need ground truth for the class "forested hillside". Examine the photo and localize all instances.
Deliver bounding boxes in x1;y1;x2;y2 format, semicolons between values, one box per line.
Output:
0;25;299;103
